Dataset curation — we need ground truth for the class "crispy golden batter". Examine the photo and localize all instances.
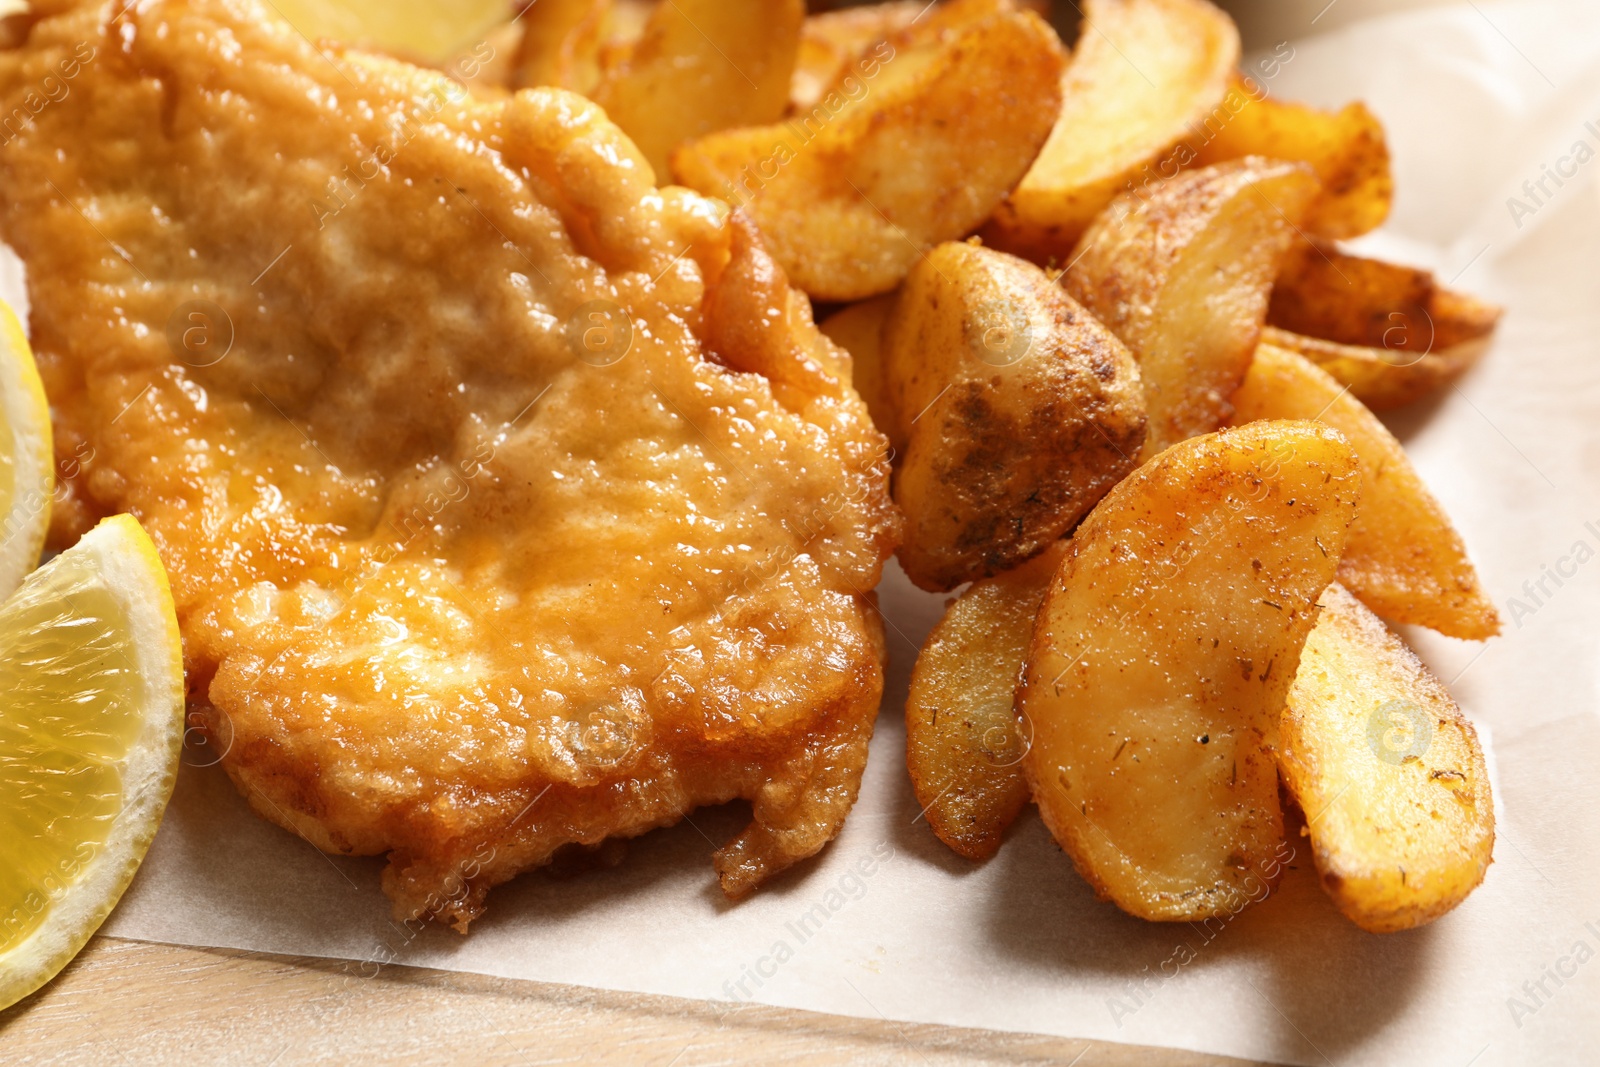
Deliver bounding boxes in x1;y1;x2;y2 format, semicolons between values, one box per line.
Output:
0;0;898;929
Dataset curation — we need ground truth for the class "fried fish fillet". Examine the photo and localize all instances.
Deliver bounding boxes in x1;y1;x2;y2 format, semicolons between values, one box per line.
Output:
0;0;898;929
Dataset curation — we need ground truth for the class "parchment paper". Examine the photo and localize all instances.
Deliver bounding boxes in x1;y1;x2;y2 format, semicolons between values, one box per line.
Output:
29;2;1600;1063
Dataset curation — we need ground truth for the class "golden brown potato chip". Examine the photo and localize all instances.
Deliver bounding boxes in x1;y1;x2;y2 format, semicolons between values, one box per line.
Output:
819;295;900;451
1020;421;1360;921
887;242;1145;591
906;542;1068;861
595;0;805;176
1281;584;1495;933
1259;326;1493;412
1064;157;1318;460
1230;344;1500;640
672;0;1067;301
1189;76;1393;240
984;0;1239;264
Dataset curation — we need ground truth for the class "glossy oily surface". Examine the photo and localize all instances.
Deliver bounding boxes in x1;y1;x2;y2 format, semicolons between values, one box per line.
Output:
0;0;897;929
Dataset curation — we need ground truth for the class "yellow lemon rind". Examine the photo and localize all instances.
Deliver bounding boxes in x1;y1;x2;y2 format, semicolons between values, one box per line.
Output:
0;298;53;602
0;515;184;1011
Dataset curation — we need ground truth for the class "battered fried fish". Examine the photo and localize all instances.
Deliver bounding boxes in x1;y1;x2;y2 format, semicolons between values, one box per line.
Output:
0;0;898;929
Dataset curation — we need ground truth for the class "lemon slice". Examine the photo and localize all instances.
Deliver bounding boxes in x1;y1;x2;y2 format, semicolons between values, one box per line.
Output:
0;515;184;1010
0;298;53;602
268;0;512;65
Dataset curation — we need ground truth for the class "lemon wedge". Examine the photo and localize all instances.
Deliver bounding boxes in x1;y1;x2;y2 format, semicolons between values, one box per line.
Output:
0;515;184;1010
268;0;511;65
0;298;52;602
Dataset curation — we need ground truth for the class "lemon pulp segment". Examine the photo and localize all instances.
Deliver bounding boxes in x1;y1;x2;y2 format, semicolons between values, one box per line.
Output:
0;516;183;1009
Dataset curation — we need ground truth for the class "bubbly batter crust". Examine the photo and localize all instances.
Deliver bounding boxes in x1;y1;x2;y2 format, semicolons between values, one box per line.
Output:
0;0;898;928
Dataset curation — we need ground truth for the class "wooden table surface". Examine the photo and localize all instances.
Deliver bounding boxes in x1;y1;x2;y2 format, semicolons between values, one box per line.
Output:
1;936;1276;1065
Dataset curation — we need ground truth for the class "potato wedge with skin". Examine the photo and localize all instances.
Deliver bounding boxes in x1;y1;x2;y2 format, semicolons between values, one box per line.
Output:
907;542;1069;861
1230;345;1500;640
888;242;1145;591
791;1;924;113
1269;244;1502;355
790;0;1058;112
515;0;608;92
1188;77;1393;240
1281;584;1494;932
594;0;805;177
1064;158;1318;461
1020;421;1361;921
820;295;900;451
512;0;609;93
672;0;1067;302
1260;327;1493;412
984;0;1239;263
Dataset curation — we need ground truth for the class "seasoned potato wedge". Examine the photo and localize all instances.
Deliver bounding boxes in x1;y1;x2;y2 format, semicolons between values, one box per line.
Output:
887;242;1145;591
512;0;609;93
791;1;923;113
594;0;805;176
984;0;1239;263
672;0;1067;301
907;542;1069;861
1019;421;1360;921
791;0;1057;112
820;295;900;451
1064;158;1318;460
1260;327;1493;412
1269;244;1502;354
1281;584;1495;933
1189;77;1393;239
1232;345;1499;640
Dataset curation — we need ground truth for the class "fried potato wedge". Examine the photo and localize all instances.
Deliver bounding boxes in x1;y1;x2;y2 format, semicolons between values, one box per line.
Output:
1064;158;1318;460
1189;77;1393;239
1020;421;1360;921
594;0;805;176
1260;327;1493;412
1281;584;1495;932
907;542;1069;861
820;295;900;451
672;0;1067;301
1269;243;1502;354
1265;244;1502;408
887;242;1145;591
267;0;510;65
791;1;923;113
984;0;1239;263
512;0;609;93
1231;344;1500;640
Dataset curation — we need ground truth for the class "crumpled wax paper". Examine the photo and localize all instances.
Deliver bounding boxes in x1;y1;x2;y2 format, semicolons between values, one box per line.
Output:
13;2;1600;1063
